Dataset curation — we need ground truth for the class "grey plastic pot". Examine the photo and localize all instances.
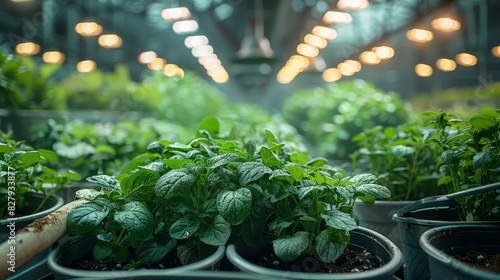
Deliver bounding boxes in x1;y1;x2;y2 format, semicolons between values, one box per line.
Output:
353;200;413;249
47;235;226;280
392;182;500;280
226;226;403;280
0;192;64;280
419;224;500;280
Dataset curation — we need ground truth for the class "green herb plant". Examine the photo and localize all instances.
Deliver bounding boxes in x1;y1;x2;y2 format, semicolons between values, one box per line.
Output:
66;116;391;270
349;123;444;201
423;109;500;221
0;131;81;218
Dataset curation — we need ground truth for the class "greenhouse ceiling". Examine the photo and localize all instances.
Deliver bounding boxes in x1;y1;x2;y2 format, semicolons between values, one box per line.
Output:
1;0;499;105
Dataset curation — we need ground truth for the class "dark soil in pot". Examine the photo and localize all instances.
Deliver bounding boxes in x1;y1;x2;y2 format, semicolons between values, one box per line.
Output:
242;244;380;273
453;250;500;273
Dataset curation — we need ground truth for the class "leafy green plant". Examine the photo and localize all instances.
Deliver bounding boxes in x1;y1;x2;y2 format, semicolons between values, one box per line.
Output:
282;79;411;159
66;116;391;269
0;49;65;110
0;130;80;218
349;123;444;201
423;109;500;221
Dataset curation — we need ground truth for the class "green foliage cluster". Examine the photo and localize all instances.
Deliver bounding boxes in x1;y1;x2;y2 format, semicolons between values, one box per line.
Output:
349;123;444;201
423;109;500;221
0;131;80;218
0;49;65;110
282;80;411;160
30;118;190;178
67;117;390;269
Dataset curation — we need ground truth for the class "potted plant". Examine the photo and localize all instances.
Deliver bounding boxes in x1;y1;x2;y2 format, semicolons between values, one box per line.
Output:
349;122;444;248
393;109;500;280
419;224;500;279
0;130;80;279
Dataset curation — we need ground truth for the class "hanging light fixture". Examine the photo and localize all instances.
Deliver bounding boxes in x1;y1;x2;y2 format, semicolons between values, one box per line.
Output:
233;0;277;64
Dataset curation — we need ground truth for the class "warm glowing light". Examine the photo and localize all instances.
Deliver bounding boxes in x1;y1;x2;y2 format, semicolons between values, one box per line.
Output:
492;46;500;58
337;0;369;10
372;46;395;59
98;34;122;48
15;42;40;56
172;20;198;34
304;34;328;49
276;70;295;84
297;44;319;58
161;7;191;21
42;51;65;64
138;51;157;64
344;60;361;72
287;55;309;69
75;22;102;37
359;51;381;64
192;45;214;57
415;64;433;77
163;64;178;76
77;60;96;73
175;67;185;78
211;68;229;83
200;57;221;67
323;11;352;24
198;54;218;65
322;68;342;82
147;58;165;70
455;53;477;66
431;17;461;32
312;26;337;40
184;35;209;48
338;62;355;76
406;29;434;43
436;58;456;72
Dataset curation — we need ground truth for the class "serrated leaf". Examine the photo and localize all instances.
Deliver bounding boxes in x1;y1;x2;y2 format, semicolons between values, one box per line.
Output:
155;168;196;199
272;231;309;262
207;153;239;169
217;188;252;225
169;217;201;239
120;170;159;198
260;146;283;168
114;201;153;241
315;229;349;263
237;162;272;185
199;215;231;246
67;203;109;235
136;239;177;265
355;183;391;199
322;209;358;231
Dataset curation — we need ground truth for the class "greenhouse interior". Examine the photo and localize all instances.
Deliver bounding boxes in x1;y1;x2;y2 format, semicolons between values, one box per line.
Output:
1;0;500;280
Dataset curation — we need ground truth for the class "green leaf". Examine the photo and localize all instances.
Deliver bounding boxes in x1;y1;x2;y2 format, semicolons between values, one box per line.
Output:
14;151;40;169
38;148;57;163
285;165;304;181
315;229;349;263
93;241;112;261
265;130;276;147
290;152;308;164
140;162;167;173
64;170;82;181
163;159;193;170
269;169;293;182
355;183;391;199
242;199;267;245
120;170;159;198
0;143;12;154
391;145;415;157
306;157;328;167
207;153;239;169
473;151;492;169
86;175;119;191
67;203;109;235
441;150;455;165
470;115;496;129
351;173;377;186
114;201;153;241
136;238;177;265
298;185;324;200
272;231;309;262
217;188;252;225
237;162;272;185
199;215;231;246
169;217;201;239
197;116;220;138
321;209;358;231
177;241;215;265
164;193;195;213
109;244;130;262
268;219;293;236
121;153;158;174
260;146;283;168
155;168;196;199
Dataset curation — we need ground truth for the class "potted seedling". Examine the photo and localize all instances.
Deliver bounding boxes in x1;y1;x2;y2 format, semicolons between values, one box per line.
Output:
393;109;500;280
0;130;80;279
349;122;444;248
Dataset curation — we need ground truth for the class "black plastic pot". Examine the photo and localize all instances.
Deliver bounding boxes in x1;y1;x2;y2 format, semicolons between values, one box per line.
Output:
0;192;64;280
419;224;500;280
47;235;226;279
226;226;403;280
353;200;413;249
392;183;500;280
